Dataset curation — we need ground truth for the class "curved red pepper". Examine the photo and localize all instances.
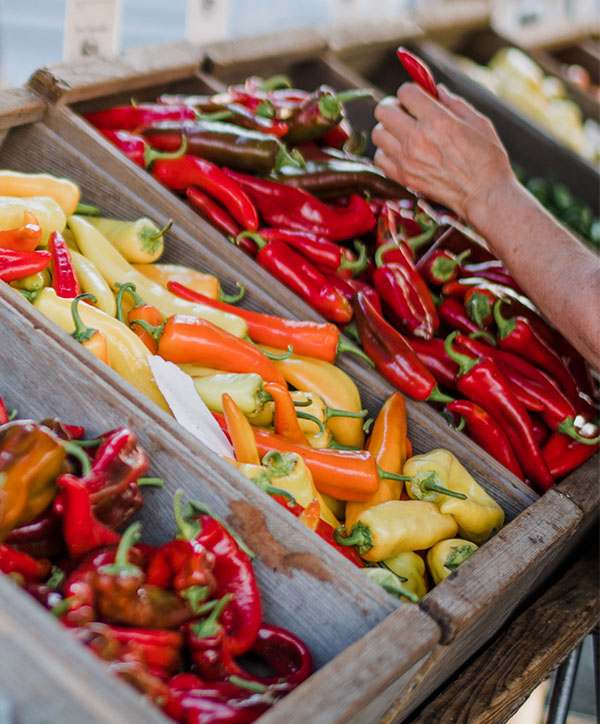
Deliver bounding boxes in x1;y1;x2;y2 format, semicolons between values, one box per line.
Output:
85;103;197;131
0;543;51;582
438;297;483;336
49;231;80;298
327;276;382;315
464;287;497;328
186;187;243;239
0;248;51;282
396;47;438;98
542;431;599;480
407;337;458;390
101;129;187;169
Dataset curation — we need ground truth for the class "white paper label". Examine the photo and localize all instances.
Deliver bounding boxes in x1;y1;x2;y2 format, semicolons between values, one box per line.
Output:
63;0;121;61
186;0;231;45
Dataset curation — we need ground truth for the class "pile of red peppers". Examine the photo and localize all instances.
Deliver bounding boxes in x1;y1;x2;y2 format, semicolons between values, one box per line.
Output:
0;401;311;723
85;69;599;490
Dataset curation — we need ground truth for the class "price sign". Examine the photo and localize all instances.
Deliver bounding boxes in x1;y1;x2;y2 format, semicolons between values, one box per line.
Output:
186;0;231;44
63;0;121;61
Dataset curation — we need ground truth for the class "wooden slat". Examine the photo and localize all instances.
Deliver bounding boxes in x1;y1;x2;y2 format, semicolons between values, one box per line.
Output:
27;41;206;105
493;18;597;51
415;0;491;36
405;545;599;724
0;87;45;129
555;453;600;525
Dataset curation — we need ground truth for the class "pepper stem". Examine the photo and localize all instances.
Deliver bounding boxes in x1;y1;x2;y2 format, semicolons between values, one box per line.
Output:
334;522;374;554
292;397;312;407
468;330;497;346
137;477;164;487
183;500;255;559
98;521;143;576
258;74;292;91
493;299;516;340
377;466;412;482
114;282;144;324
130;318;165;342
69;436;104;448
219;282;245;304
295;410;325;436
338;241;368;277
336;335;374;367
465;291;493;329
418;472;467;500
146;219;173;243
364;568;420;603
324;404;368;422
144;135;188;168
191;593;233;639
329;440;361;450
246;339;293;360
557;418;600;445
173;488;198;541
406;223;438;252
75;203;101;216
194;109;234;122
374;240;397;269
228;676;268;693
235;231;268;251
335;88;375;104
274;144;305;171
62;440;92;476
444;332;479;377
70;293;99;343
427;385;455;404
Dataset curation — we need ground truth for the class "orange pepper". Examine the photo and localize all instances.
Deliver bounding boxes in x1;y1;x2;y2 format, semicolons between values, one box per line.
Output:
132;263;220;299
0;211;42;251
115;282;164;354
298;499;321;531
222;393;260;465
263;382;310;445
346;393;409;530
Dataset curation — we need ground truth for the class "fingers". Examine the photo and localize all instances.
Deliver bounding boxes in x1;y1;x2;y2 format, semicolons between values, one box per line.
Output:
374;148;401;183
437;84;502;146
397;82;440;120
371;122;406;170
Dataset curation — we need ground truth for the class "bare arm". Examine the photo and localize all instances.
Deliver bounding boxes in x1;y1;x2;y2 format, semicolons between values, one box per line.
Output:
371;83;600;369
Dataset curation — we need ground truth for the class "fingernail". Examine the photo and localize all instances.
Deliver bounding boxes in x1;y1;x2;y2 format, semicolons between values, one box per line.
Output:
379;96;398;107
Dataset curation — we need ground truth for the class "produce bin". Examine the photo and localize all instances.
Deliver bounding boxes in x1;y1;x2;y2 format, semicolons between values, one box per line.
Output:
0;34;593;719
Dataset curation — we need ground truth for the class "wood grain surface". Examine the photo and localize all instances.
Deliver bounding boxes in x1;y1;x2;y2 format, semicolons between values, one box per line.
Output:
405;545;599;724
0;87;44;129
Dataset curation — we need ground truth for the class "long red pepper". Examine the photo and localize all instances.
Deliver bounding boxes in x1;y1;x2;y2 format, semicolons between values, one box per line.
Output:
85;103;197;131
407;336;458;389
446;399;524;480
223;169;375;241
396;47;438;98
444;332;554;491
166;280;368;362
101;129;187;169
464;286;497;328
353;291;452;402
186;187;243;239
0;249;50;282
493;301;580;408
542;431;599;480
438;297;485;336
234;232;353;324
327;276;382;315
49;231;80;298
421;249;470;285
0;543;51;582
152;156;259;231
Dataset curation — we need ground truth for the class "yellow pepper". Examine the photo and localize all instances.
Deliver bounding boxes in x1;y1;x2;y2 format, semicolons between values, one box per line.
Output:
0;421;66;539
68;216;246;337
70;250;117;316
0;171;79;216
262;450;339;528
178;364;222;377
403;449;504;544
383;551;428;601
335;500;458;562
320;494;346;521
224;458;297;508
0;196;66;245
81;216;169;264
33;288;170;413
193;373;271;416
427;538;479;585
133;263;220;300
10;268;51;292
363;568;420;603
268;350;365;448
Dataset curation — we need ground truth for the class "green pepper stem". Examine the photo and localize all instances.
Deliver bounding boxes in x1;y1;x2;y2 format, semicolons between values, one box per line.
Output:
336;335;374;367
292;397;312;408
324;404;368;422
274;144;305;171
114;282;144;324
173;488;197;541
219;282;245;304
364;569;420;603
455;415;466;433
465;292;493;329
130;318;165;342
374;240;396;269
192;593;233;639
235;231;267;251
183;500;255;559
444;332;479;377
338;240;368;277
62;441;92;476
427;385;455;404
334;522;374;554
557;418;600;445
421;479;467;500
228;676;268;693
137;477;164;487
407;223;438;252
99;521;143;575
296;410;325;436
256;100;276;118
70;293;98;343
7;409;17;421
493;299;515;340
69;437;104;448
329;440;361;450
258;74;292;91
246;339;293;360
144;137;188;169
363;417;374;434
377;466;412;482
468;330;497;346
75;203;101;216
146;219;173;243
194;109;234;122
266;484;296;505
334;88;374;104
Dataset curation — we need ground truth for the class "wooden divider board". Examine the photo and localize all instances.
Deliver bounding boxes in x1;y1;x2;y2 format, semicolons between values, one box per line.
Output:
0;287;443;724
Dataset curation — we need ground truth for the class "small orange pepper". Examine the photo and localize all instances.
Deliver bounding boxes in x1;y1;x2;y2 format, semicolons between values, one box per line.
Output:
222;393;260;465
115;281;164;354
263;382;310;445
298;499;321;531
0;211;42;252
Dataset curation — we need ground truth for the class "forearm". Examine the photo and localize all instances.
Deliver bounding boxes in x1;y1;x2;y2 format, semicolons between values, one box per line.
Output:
467;175;600;369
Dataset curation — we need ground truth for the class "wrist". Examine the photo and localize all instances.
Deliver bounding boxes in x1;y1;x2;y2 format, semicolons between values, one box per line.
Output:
463;168;521;234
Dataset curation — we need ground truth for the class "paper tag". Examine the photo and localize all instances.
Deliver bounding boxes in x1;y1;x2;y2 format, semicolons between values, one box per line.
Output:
186;0;231;45
63;0;121;61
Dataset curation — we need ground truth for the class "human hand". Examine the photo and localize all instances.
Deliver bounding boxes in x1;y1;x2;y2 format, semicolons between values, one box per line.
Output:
372;83;514;222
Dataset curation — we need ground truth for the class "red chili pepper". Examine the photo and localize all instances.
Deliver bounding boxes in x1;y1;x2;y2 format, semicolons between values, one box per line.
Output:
493;301;580;408
223;169;375;242
396;47;438;98
353;291;451;402
446;400;524;480
100;129;187;169
0;248;50;282
152;156;259;231
407;336;458;389
460;260;523;293
416;226;494;275
444;332;554;491
464;286;497;328
421;249;471;285
438;297;483;336
529;413;550;448
542;430;599;480
186;187;243;239
0;543;51;582
48;231;81;298
85;103;197;131
0;211;42;252
327;276;382;314
234;232;353;324
166;280;366;363
319;119;352;148
183;502;261;657
258;228;367;278
0;395;9;424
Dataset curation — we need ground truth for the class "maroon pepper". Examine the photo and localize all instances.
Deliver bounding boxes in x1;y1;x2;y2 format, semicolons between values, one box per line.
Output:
152;156;259;231
529;413;550;448
235;232;353;324
101;129;188;169
407;337;458;390
444;332;554;491
493;301;580;408
223;169;375;242
4;506;64;558
186;187;243;239
353;291;452;402
446;400;524;480
85;103;197;131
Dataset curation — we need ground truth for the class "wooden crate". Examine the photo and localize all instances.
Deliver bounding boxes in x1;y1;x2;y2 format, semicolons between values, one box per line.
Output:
7;35;597;718
329;24;599;212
